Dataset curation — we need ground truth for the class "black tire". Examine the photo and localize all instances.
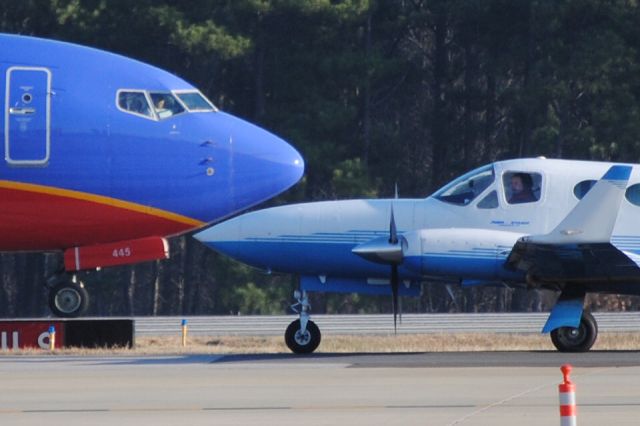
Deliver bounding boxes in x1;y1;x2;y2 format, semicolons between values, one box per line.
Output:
285;319;321;354
550;311;598;352
48;280;89;318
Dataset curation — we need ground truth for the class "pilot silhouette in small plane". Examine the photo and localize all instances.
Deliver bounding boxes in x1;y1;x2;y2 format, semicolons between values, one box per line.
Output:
509;173;536;204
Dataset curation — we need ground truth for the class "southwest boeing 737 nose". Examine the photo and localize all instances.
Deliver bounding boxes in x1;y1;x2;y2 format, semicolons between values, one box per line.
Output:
0;33;305;317
213;111;304;214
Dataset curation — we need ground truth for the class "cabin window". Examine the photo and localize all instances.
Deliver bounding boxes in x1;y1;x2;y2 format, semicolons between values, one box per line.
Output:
149;92;185;119
503;172;541;204
573;180;597;200
625;184;640;206
117;91;152;118
433;165;495;206
477;190;499;209
175;91;216;112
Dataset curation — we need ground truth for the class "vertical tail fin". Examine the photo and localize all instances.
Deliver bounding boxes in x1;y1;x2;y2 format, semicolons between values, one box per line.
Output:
529;165;632;245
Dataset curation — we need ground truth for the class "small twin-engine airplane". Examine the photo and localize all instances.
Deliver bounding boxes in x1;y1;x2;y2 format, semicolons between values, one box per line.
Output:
196;158;640;354
1;34;304;317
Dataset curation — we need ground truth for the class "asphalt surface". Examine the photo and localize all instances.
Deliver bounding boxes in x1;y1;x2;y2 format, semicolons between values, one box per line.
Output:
2;352;640;425
214;350;640;368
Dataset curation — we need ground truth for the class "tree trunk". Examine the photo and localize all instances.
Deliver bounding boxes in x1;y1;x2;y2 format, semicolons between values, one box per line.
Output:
177;238;187;315
483;64;497;162
362;9;373;165
462;41;478;169
152;261;162;316
516;2;535;157
127;266;136;316
254;39;266;122
430;6;448;187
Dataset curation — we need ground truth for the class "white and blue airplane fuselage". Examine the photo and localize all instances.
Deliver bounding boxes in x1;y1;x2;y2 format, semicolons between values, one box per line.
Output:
196;158;640;353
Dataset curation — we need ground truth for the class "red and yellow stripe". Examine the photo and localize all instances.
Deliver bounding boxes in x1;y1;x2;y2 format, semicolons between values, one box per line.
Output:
0;180;205;251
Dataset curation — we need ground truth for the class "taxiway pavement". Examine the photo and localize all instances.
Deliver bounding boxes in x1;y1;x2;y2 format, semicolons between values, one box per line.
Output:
1;352;639;425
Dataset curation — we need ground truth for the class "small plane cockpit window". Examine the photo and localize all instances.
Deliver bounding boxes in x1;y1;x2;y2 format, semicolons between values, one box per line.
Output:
150;92;185;119
433;165;495;206
477;190;499;209
504;172;541;204
175;91;216;112
573;180;597;200
625;184;640;206
118;91;152;118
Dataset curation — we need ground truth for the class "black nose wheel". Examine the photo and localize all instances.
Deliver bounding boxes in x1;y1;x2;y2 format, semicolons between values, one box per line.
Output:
48;279;89;318
285;319;321;354
550;311;598;352
286;289;321;354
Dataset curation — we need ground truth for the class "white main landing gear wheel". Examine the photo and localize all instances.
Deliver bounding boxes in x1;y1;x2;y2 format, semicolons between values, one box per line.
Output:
285;290;321;354
550;311;598;352
48;277;89;318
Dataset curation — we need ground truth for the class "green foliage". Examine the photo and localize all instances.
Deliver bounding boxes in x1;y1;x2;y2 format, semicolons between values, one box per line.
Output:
4;1;640;315
332;158;378;198
231;282;288;315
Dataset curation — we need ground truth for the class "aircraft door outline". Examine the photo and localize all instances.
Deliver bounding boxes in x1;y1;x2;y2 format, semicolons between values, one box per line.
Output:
4;66;52;166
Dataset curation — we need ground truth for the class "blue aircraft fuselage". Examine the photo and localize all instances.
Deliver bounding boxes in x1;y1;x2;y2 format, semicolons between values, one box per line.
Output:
0;34;304;251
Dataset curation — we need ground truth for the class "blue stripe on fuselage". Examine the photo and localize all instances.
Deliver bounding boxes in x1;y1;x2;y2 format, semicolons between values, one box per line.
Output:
206;239;523;281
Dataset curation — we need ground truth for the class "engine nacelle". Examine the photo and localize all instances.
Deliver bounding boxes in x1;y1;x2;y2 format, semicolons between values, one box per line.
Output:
402;228;523;281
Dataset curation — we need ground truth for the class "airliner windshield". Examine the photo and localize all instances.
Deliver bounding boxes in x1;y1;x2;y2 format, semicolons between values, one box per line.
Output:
117;90;216;120
149;92;185;119
175;91;216;112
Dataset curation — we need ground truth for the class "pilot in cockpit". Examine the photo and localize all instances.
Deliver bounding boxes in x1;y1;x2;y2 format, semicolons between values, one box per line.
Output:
508;173;536;204
154;98;165;109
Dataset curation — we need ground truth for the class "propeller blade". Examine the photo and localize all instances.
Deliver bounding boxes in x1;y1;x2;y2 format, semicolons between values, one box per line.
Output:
389;205;398;245
391;264;399;334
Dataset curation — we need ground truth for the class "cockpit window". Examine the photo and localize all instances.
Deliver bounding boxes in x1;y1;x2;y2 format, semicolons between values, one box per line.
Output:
175;91;216;112
117;89;214;120
149;92;185;119
117;91;152;118
477;190;499;209
433;165;495;206
503;172;542;204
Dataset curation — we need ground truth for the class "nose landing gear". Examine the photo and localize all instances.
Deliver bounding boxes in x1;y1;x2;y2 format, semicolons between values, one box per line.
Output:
285;290;321;354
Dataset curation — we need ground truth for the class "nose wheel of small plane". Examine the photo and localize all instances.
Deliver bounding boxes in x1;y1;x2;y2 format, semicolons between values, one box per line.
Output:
47;275;89;318
286;290;321;354
550;311;598;352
